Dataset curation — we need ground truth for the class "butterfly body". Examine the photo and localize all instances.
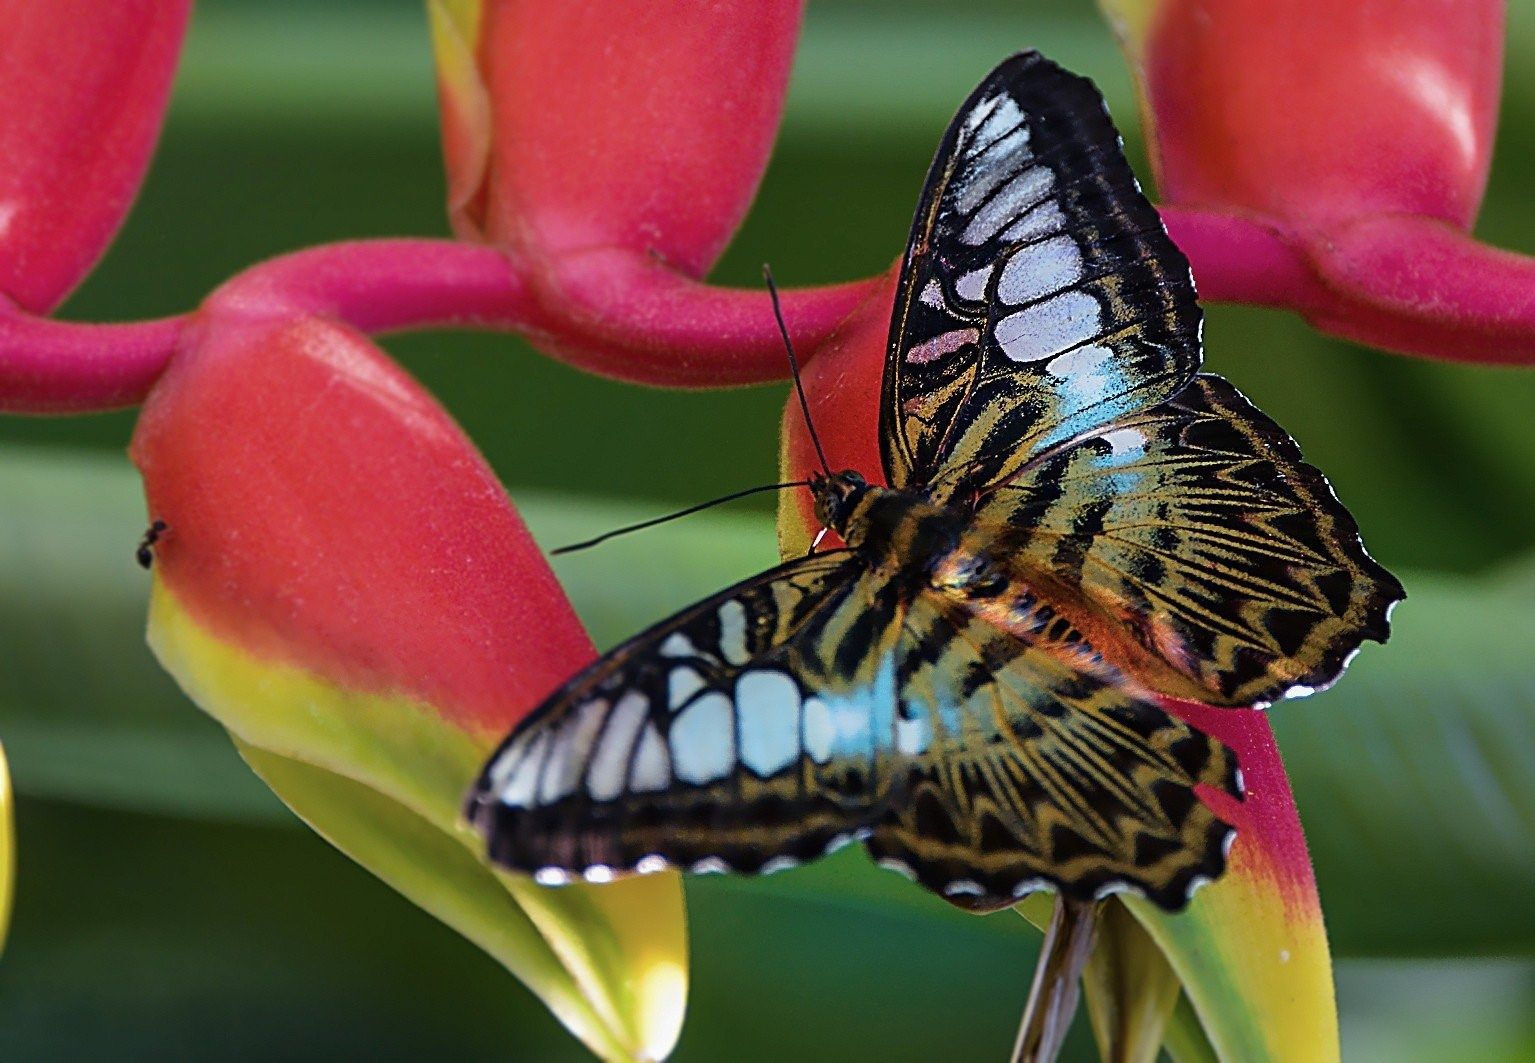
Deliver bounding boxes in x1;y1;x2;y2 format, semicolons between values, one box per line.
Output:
468;52;1403;913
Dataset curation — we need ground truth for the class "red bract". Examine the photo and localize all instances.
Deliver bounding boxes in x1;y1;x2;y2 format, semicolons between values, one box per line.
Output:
129;305;687;1061
131;307;593;736
432;0;882;385
1110;0;1535;364
464;1;801;271
0;1;188;314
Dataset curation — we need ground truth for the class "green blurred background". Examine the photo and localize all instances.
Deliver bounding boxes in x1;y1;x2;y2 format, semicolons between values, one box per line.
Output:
2;0;1534;1059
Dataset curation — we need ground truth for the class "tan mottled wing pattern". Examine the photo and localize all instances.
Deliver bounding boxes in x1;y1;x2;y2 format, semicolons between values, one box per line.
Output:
863;586;1239;912
974;374;1404;708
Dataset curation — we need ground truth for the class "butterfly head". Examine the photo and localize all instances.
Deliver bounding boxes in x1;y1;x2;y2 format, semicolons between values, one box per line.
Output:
809;469;870;532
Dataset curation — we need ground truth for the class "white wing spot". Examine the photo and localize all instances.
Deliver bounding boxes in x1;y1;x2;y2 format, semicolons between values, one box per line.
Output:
670;691;736;785
717;599;750;665
1000;200;1066;243
582;865;616;884
1048;343;1113;381
996;291;1104;361
1100;427;1147;457
943;879;985;898
587;692;649;801
803;696;834;764
877;857;917;882
690;857;729;875
634;854;670;876
501;731;550;808
667;666;707;710
533;867;571;886
759;855;800;876
824;833;852;855
955;266;991;302
1011;877;1048;899
895;715;931;756
736;671;801;777
1093;880;1136;900
660;632;698;659
962;166;1052;245
963;93;1024;149
538;698;607;805
485;725;538;793
630;722;671;793
997;235;1085;305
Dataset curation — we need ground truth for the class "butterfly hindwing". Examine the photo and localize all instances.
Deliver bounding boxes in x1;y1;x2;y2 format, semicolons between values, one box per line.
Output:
882;51;1201;497
467;551;913;880
974;374;1404;708
865;588;1239;912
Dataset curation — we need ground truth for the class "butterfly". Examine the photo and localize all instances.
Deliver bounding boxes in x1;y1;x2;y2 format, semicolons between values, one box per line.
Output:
465;52;1403;913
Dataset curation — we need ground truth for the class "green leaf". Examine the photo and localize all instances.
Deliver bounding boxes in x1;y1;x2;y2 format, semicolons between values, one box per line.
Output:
1270;569;1535;956
0;449;281;821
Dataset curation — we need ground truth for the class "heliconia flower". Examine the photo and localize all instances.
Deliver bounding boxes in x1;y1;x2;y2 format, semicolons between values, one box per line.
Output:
1101;0;1535;365
426;0;880;387
778;272;1339;1061
2;1;1527;1058
0;1;189;314
129;305;686;1062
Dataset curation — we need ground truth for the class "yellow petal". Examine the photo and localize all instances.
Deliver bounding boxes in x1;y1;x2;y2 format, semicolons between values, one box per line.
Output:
427;0;492;239
148;578;686;1061
0;741;13;955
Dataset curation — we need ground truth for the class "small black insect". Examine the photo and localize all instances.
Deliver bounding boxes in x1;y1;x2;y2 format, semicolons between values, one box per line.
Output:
136;520;169;569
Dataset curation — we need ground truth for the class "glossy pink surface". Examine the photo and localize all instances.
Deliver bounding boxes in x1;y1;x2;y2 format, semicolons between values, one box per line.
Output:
0;1;188;313
132;311;595;735
1144;0;1504;228
473;0;804;276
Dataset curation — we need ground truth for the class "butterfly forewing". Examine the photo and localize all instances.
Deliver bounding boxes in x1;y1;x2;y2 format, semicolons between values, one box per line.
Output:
882;52;1200;497
467;551;912;880
973;374;1405;708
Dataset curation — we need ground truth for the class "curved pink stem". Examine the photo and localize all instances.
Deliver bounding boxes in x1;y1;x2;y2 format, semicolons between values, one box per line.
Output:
526;249;883;387
204;239;536;334
1164;205;1535;366
0;237;880;413
0;301;186;414
1;238;538;414
1305;214;1535;365
1159;207;1327;312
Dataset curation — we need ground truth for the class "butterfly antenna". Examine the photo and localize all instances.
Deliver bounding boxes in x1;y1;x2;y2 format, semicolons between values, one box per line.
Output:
763;264;832;476
551;481;811;555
